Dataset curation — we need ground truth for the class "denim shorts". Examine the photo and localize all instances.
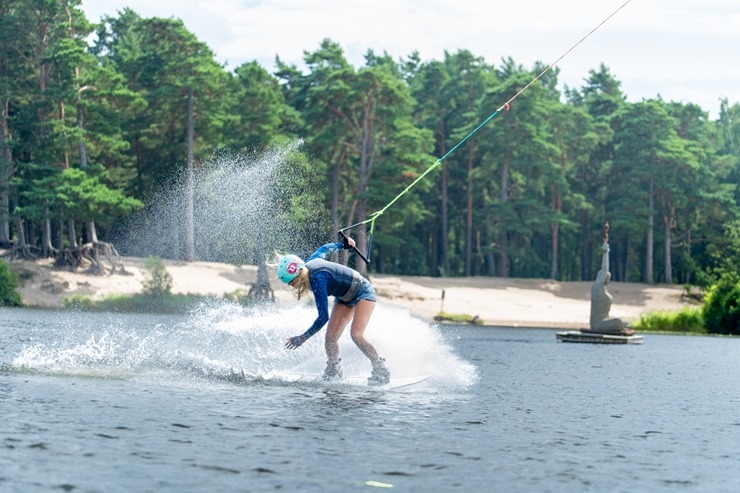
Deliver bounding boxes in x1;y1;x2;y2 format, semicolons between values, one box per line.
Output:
336;277;376;307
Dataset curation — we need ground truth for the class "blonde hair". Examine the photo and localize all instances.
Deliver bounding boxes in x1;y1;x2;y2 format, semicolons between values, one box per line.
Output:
292;268;310;300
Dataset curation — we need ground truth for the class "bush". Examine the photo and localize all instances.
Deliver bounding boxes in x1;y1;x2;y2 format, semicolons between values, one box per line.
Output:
62;294;96;310
633;307;705;334
433;312;483;325
96;293;202;313
142;256;173;297
61;292;216;314
702;272;740;335
0;259;22;306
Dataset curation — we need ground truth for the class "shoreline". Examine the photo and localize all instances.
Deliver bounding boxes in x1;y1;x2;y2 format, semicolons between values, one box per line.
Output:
3;254;695;329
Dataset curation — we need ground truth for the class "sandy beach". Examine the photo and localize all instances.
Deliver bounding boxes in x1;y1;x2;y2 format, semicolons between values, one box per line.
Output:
4;254;695;329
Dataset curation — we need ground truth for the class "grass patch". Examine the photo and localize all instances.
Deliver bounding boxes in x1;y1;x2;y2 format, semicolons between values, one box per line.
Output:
63;293;222;314
62;294;97;311
62;290;269;314
434;312;483;325
632;307;706;334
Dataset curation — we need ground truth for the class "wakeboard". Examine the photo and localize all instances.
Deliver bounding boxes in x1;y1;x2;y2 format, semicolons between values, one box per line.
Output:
270;372;431;389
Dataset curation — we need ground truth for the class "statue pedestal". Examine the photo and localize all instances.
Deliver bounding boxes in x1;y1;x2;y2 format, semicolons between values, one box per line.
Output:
556;331;644;345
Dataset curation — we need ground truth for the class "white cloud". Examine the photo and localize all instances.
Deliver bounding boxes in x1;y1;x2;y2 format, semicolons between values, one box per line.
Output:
82;0;740;118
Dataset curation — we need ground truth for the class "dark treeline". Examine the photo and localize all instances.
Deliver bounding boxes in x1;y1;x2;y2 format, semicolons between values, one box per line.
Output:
2;0;739;285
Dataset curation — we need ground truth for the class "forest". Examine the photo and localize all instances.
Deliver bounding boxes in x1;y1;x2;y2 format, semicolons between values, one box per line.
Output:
2;0;740;285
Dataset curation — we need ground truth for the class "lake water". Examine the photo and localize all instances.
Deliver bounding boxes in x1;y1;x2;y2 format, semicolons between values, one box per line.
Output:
1;302;739;492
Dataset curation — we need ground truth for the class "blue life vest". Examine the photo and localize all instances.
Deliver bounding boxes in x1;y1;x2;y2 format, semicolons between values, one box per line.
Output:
305;258;362;302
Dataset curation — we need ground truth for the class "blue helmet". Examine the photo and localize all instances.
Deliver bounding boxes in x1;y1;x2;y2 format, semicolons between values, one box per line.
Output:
277;254;305;284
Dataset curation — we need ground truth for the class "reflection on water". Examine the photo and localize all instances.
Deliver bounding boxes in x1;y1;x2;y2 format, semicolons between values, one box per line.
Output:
2;305;740;492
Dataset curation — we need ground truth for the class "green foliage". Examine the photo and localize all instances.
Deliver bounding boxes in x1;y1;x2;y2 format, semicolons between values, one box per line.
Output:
62;294;96;310
632;307;705;333
227;61;296;151
1;4;740;284
697;219;740;289
0;260;22;307
702;272;740;335
63;292;216;314
93;12;234;199
433;312;484;325
96;293;204;313
142;256;173;297
24;167;143;226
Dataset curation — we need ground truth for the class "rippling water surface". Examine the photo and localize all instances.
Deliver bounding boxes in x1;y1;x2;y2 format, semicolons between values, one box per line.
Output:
1;304;739;492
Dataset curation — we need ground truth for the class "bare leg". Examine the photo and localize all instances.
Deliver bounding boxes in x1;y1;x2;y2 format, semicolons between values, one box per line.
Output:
349;300;380;362
325;302;354;363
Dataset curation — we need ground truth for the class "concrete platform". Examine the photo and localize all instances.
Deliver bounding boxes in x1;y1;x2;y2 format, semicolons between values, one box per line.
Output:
556;331;644;344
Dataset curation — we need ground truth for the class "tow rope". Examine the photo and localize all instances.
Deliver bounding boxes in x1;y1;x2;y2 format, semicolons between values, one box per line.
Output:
341;0;633;263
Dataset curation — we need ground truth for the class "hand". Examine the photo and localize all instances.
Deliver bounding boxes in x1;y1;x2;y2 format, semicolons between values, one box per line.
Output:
285;335;306;350
341;234;356;249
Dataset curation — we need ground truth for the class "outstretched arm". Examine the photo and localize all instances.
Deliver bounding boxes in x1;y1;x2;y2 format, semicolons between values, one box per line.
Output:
306;237;356;262
285;272;331;350
601;241;610;273
306;242;344;262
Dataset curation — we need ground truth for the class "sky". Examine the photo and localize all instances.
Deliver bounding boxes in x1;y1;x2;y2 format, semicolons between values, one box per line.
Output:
80;0;740;119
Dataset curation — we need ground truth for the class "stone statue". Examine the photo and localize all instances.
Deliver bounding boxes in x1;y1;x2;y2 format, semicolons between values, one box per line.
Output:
586;225;634;336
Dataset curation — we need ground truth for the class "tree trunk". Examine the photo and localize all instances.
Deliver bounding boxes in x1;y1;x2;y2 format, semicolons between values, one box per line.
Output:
579;212;591;280
684;228;692;284
14;215;28;256
55;218;64;250
59;101;69;169
0;97;11;246
247;260;275;302
86;221;98;243
621;236;630;282
330;148;343;234
0;171;8;246
247;228;274;302
497;153;510;277
663;206;674;284
350;106;376;278
76;104;88;168
550;221;560;280
356;200;369;277
14;215;24;246
485;217;495;276
330;146;348;266
185;86;195;262
42;209;54;257
464;142;474;276
663;218;671;284
645;175;654;283
68;218;77;248
77;97;99;247
439;118;450;277
550;188;563;279
71;79;105;250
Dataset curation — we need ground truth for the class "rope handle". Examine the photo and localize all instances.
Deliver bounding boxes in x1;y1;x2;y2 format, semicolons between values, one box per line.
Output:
338;229;370;264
